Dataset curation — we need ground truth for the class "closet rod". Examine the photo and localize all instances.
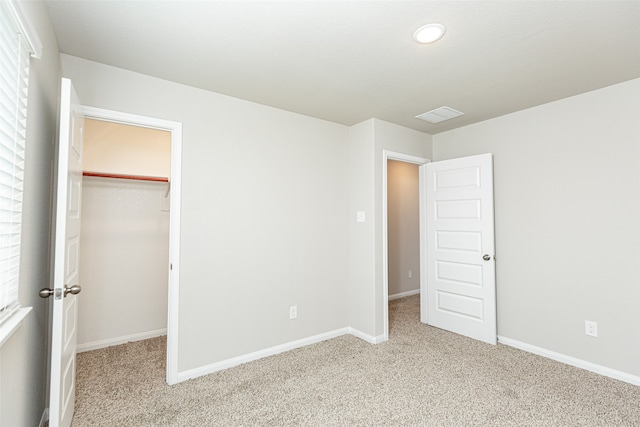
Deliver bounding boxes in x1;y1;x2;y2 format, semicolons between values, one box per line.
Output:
83;171;169;183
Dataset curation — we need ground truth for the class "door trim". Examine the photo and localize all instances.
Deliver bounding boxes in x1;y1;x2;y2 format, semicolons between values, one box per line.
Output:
80;106;182;385
381;150;429;341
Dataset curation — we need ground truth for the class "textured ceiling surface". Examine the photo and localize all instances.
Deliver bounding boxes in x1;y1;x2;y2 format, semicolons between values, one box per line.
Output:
44;1;640;133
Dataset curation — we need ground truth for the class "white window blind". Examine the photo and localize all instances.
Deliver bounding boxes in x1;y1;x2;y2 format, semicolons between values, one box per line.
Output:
0;2;31;325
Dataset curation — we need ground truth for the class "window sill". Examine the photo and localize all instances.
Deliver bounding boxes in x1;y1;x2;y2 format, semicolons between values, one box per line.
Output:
0;307;32;348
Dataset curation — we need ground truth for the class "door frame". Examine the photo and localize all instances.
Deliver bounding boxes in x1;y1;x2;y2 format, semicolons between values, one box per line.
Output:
80;106;182;385
381;150;429;341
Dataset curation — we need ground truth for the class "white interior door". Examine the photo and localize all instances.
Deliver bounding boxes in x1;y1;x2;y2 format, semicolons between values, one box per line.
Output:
424;153;496;345
49;78;84;427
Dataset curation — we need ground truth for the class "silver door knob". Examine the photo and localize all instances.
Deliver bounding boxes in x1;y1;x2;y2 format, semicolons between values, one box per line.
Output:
64;285;82;296
39;288;54;298
39;285;82;298
482;254;491;261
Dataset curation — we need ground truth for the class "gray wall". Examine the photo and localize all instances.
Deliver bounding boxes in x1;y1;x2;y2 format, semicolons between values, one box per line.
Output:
433;78;640;377
348;119;431;339
347;120;376;336
60;54;351;372
387;160;420;296
373;120;431;335
0;2;61;426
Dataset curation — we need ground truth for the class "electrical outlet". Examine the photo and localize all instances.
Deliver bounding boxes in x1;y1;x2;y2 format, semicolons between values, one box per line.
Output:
585;320;598;337
289;306;297;320
408;270;413;279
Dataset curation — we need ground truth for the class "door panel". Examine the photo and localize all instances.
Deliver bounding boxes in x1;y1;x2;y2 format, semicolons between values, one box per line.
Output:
425;153;496;345
436;290;484;320
49;78;83;427
435;231;482;253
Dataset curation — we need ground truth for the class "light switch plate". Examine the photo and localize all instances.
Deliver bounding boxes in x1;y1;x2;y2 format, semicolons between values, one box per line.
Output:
356;211;366;223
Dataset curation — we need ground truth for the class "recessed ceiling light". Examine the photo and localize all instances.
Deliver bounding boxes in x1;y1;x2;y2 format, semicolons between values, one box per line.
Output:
413;23;446;44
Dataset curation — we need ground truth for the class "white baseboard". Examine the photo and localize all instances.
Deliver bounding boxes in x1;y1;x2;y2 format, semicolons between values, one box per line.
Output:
177;328;351;383
77;328;167;353
498;336;640;387
388;289;420;301
348;327;387;344
39;408;48;427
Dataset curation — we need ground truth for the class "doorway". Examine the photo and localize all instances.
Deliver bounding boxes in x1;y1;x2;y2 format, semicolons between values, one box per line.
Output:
79;106;182;384
78;119;170;354
386;160;421;301
381;150;429;341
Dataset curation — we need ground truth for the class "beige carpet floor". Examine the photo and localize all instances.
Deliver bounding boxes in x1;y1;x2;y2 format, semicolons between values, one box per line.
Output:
73;295;640;426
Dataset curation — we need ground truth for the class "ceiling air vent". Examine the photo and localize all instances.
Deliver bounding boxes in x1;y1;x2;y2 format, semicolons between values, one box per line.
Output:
415;106;464;124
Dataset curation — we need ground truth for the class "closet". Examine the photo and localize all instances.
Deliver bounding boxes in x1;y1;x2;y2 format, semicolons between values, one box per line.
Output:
77;119;171;351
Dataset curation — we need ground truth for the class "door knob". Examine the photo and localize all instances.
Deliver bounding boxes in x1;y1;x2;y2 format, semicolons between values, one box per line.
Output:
39;288;54;298
39;285;82;298
64;285;82;296
482;254;491;261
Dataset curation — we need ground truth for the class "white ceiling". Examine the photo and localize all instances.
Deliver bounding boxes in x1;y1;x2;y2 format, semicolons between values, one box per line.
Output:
44;1;640;134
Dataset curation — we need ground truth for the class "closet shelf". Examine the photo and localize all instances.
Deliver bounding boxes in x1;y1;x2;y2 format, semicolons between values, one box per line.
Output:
83;171;169;183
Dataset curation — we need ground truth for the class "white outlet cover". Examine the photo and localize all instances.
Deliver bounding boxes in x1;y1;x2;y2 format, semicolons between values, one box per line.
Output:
585;320;598;337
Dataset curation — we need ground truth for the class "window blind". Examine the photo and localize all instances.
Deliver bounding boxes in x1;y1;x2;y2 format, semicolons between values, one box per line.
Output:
0;2;30;324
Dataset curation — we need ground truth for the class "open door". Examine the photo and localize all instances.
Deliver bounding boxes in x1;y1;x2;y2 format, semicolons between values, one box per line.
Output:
46;78;84;427
424;153;496;345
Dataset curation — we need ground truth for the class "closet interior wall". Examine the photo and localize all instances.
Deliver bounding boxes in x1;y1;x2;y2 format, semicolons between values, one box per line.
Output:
77;119;171;351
